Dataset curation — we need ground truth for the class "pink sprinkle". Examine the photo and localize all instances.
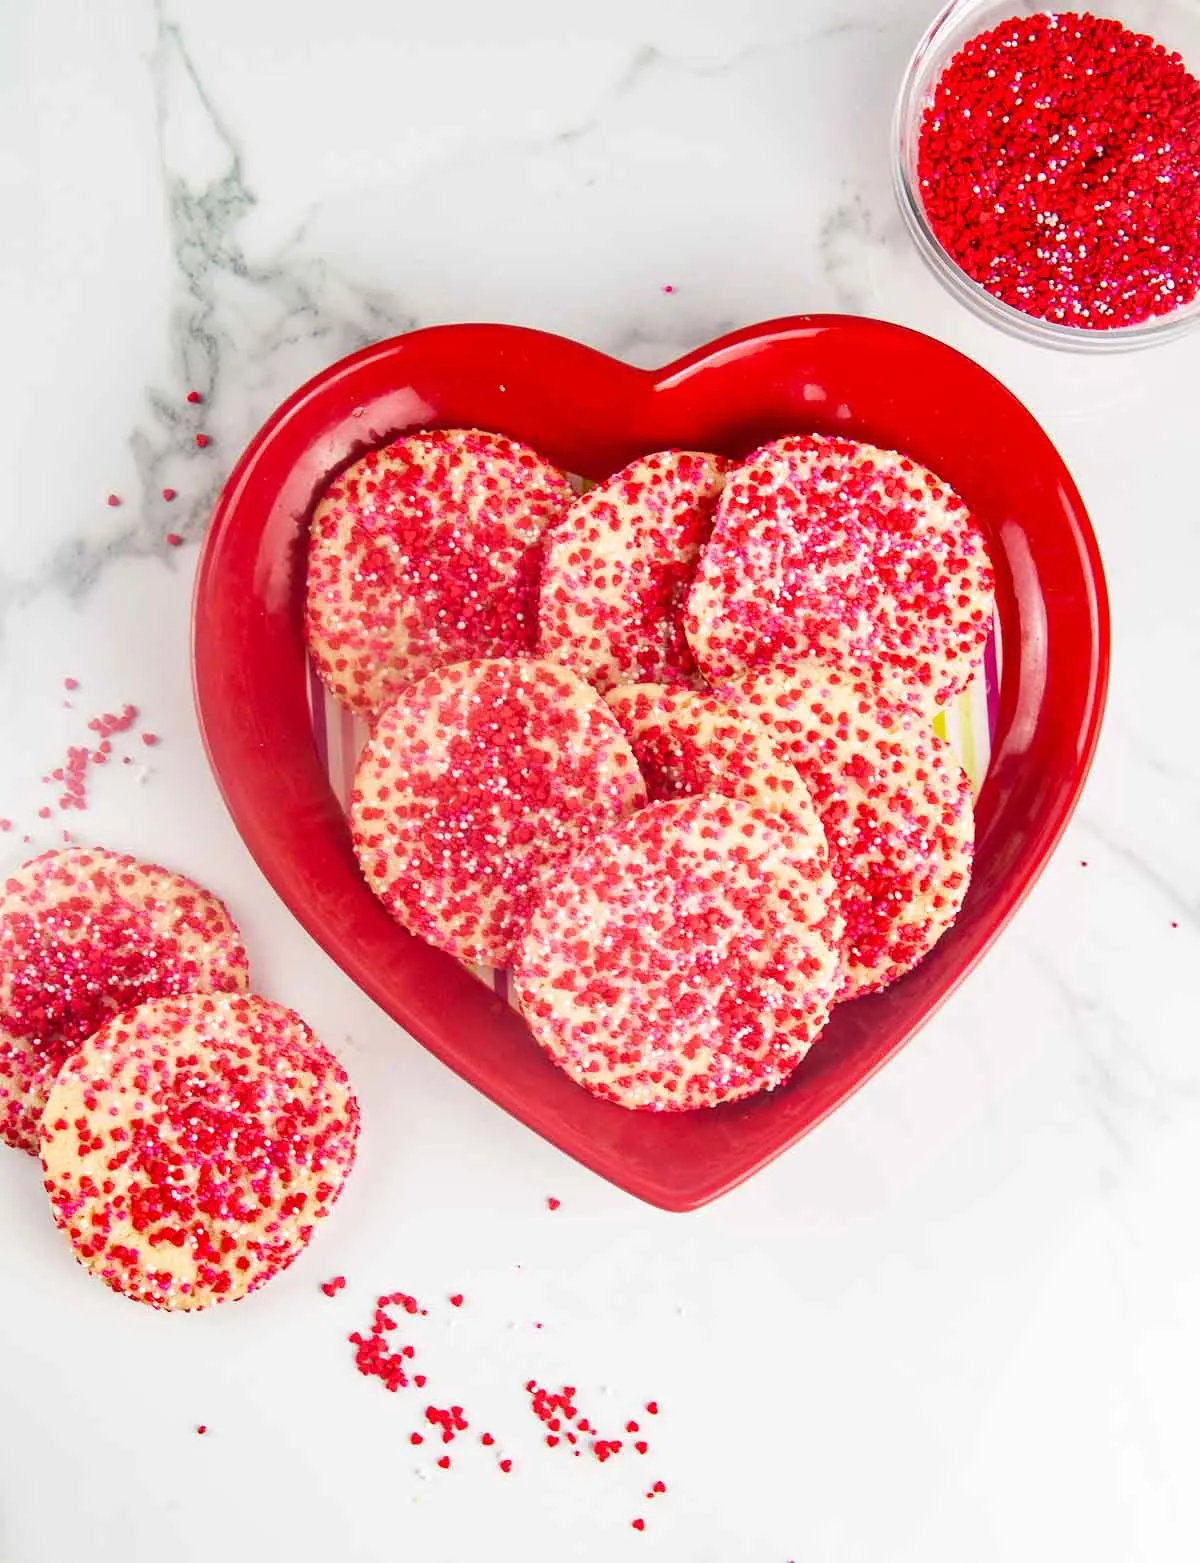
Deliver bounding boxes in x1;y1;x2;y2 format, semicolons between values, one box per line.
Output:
162;488;177;502
64;677;79;691
165;533;184;547
37;806;51;820
141;732;160;747
0;820;10;832
186;390;203;404
1171;920;1179;929
106;494;121;507
195;433;210;448
661;284;675;294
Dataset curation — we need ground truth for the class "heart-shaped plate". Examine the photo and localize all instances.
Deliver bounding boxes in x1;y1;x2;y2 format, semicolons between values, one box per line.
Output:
192;316;1109;1211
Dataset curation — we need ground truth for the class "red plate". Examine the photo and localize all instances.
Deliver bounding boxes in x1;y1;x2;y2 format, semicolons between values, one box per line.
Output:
192;317;1109;1211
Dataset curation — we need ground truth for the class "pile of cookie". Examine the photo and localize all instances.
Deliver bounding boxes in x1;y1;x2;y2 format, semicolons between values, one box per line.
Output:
307;428;994;1112
0;848;360;1309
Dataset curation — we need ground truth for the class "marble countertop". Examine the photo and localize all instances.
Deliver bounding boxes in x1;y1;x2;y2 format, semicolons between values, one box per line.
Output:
2;2;1198;1559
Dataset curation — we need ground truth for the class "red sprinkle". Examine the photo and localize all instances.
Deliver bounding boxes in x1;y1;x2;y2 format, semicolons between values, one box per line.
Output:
106;494;121;507
162;488;177;502
645;1402;659;1415
196;1425;207;1435
480;1432;495;1446
141;733;160;747
626;1420;639;1434
499;1459;513;1473
546;1196;561;1210
165;533;184;547
632;1518;646;1532
437;1456;450;1470
635;1441;648;1455
195;433;210;448
917;12;1200;329
449;1293;464;1307
186;390;203;404
320;1275;346;1297
410;1432;423;1445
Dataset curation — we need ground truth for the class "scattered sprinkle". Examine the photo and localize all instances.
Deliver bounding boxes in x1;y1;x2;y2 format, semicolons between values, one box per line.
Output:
106;494;121;507
546;1196;561;1211
165;533;184;547
64;678;79;691
437;1456;451;1470
195;433;211;448
632;1518;646;1531
449;1293;464;1307
320;1276;347;1298
196;1425;207;1436
499;1458;513;1473
162;488;177;502
186;390;203;404
141;733;160;747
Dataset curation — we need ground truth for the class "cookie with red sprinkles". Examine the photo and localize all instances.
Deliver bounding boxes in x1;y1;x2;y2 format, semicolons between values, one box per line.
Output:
605;682;826;857
40;992;360;1310
305;428;572;718
351;658;647;965
0;848;250;1156
514;795;843;1110
724;659;974;998
685;435;994;705
536;450;728;691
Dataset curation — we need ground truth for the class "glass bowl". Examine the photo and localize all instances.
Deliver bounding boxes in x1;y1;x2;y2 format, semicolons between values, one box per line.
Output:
893;0;1200;351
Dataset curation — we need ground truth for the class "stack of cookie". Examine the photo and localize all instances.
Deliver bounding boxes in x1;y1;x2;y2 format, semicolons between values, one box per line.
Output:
0;848;360;1308
307;427;994;1113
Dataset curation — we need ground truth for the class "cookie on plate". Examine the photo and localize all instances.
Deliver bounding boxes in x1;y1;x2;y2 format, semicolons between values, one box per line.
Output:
685;434;994;705
724;659;974;997
40;992;359;1310
0;848;250;1156
605;682;826;858
537;450;728;691
306;428;572;717
514;795;843;1111
351;657;646;966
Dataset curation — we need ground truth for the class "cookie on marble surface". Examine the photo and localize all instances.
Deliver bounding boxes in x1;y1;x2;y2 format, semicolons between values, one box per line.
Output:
537;450;728;691
685;435;994;705
724;658;974;998
351;657;646;966
306;428;572;718
514;795;843;1111
0;847;250;1157
40;992;359;1310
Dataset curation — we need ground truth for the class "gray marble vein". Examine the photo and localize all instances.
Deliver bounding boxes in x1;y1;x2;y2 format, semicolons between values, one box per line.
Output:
0;7;414;625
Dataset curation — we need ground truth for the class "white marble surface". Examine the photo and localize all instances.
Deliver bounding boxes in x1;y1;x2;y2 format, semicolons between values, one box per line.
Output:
1;1;1199;1559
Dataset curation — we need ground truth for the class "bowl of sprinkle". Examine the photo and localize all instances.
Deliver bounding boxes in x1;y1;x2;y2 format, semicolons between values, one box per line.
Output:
894;0;1200;349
